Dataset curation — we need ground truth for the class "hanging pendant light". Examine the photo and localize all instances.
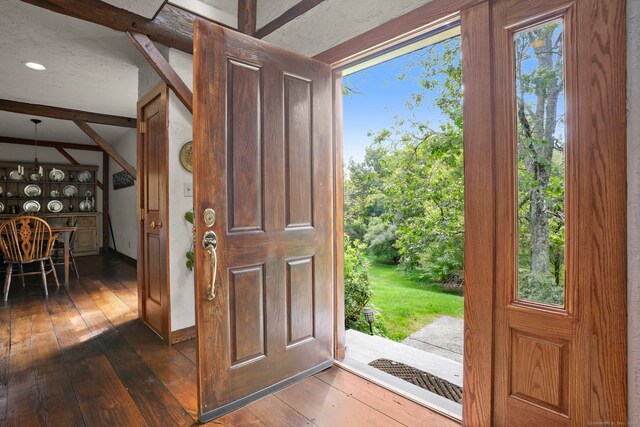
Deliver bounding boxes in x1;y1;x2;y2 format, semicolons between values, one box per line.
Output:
30;119;43;178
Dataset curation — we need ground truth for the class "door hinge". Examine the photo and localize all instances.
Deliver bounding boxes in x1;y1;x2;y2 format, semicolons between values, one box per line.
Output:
139;208;145;220
139;121;147;134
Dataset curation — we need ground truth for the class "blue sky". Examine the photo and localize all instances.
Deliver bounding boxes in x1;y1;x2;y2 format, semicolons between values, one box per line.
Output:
343;26;566;163
342;45;451;163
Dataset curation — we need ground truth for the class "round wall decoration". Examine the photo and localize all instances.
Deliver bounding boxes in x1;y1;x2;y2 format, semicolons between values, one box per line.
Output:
179;141;193;173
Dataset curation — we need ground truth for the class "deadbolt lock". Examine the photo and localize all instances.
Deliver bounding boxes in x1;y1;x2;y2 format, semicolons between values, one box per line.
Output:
203;208;216;227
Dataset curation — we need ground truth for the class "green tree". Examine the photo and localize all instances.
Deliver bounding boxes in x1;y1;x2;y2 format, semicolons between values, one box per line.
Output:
515;22;566;305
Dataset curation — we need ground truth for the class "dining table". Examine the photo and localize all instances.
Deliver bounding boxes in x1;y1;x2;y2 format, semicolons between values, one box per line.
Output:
52;225;76;285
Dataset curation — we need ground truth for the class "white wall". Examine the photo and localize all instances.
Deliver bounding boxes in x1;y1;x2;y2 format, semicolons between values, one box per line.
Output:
107;129;138;260
0;143;104;244
627;0;640;420
137;45;195;332
166;48;195;332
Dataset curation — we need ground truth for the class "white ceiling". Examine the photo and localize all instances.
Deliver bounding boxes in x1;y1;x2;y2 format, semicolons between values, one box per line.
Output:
0;0;432;147
262;0;432;56
0;1;139;145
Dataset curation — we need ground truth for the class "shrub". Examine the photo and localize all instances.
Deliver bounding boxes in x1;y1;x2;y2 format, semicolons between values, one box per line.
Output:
344;236;372;329
518;270;564;306
364;217;399;263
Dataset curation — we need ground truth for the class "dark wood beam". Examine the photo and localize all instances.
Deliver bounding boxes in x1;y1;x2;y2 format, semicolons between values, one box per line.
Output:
0;99;136;128
126;31;193;113
20;0;195;53
73;120;137;178
0;136;103;152
238;0;256;36
103;151;110;251
56;147;80;165
255;0;324;39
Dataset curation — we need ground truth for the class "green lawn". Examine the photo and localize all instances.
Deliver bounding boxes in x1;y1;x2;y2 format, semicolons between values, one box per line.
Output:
367;260;464;341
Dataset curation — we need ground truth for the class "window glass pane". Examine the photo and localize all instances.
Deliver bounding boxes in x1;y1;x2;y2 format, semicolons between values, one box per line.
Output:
515;20;566;307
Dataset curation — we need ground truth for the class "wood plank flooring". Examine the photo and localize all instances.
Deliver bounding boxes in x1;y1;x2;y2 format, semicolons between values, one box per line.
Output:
0;254;458;426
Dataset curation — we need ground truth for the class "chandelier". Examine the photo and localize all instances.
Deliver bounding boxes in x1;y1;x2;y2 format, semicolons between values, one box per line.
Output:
18;119;44;179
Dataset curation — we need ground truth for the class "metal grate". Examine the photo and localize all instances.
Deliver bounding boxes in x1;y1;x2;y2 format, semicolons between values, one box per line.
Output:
368;358;462;403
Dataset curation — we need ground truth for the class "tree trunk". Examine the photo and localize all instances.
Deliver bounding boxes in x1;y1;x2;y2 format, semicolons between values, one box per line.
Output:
521;27;562;282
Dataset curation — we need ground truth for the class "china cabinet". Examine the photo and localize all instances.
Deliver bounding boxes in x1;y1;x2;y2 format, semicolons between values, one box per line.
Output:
0;161;100;256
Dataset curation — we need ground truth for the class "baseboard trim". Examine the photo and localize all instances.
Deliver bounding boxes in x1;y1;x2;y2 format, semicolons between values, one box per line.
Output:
199;359;334;423
106;248;137;268
170;325;196;344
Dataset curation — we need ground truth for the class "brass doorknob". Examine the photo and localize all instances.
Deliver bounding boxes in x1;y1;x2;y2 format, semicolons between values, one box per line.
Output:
151;220;162;229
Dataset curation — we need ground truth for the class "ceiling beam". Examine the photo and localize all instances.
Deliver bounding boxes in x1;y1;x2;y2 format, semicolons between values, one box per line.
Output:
20;0;196;53
126;31;193;113
55;146;105;189
255;0;325;39
55;147;80;165
0;99;136;128
238;0;256;36
73;120;137;178
0;136;104;152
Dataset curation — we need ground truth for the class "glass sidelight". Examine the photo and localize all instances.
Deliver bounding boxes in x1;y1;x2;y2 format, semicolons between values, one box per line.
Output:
514;19;566;307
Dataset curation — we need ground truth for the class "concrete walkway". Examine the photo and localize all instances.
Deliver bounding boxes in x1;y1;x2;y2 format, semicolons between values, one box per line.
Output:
345;329;463;387
401;316;464;363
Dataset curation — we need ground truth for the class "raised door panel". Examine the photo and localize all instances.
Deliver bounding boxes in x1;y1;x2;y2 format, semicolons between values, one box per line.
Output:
227;59;263;234
510;330;569;414
228;265;266;366
286;257;314;346
284;74;313;229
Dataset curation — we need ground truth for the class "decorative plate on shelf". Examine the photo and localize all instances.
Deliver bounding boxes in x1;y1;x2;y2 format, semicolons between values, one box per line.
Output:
23;200;40;213
50;189;60;197
0;185;3;195
77;171;92;182
62;185;77;197
9;170;22;181
30;173;42;181
47;200;63;213
24;184;41;197
0;202;4;214
49;168;65;182
179;141;193;172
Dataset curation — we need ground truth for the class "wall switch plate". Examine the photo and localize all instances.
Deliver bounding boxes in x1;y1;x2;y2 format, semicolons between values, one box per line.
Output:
184;182;193;197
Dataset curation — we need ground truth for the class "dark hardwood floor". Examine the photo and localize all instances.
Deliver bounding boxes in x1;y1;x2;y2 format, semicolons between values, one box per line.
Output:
0;254;458;426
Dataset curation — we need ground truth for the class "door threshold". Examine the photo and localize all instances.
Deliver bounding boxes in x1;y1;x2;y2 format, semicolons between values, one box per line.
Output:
199;359;333;423
335;356;462;422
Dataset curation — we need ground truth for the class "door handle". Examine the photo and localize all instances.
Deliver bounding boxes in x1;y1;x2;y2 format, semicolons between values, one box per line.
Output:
202;230;218;300
150;220;162;229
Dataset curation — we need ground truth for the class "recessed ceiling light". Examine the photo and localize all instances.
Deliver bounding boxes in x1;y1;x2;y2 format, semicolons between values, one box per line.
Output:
23;61;46;71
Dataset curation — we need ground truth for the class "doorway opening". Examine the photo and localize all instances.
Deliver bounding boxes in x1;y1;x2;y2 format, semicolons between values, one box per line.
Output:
339;22;464;418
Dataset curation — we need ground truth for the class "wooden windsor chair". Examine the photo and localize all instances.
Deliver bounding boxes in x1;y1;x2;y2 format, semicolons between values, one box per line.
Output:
0;216;59;301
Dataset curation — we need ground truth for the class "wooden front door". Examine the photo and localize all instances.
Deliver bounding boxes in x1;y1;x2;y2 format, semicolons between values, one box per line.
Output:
490;0;626;425
137;84;170;341
193;21;334;421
